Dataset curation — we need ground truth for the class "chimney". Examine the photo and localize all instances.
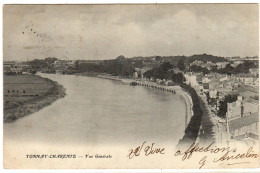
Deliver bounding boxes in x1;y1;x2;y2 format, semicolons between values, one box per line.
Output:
236;100;241;109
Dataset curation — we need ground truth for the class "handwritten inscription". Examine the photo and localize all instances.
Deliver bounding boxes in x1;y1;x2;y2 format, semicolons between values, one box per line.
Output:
127;141;259;168
175;142;259;168
213;147;259;162
174;142;236;161
127;141;165;159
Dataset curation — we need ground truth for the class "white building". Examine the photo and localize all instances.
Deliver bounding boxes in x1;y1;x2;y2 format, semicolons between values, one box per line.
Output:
184;73;200;87
209;89;218;99
216;62;229;69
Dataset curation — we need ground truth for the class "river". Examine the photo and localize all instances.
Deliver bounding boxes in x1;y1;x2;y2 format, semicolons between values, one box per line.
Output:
4;73;188;168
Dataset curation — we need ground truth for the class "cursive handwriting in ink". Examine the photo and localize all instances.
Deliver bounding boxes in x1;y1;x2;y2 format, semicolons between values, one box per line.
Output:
199;156;207;169
127;141;165;159
213;147;259;163
175;142;236;161
175;142;259;168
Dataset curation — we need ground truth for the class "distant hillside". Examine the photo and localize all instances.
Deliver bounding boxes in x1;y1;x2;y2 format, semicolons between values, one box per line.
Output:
130;54;229;64
188;54;228;63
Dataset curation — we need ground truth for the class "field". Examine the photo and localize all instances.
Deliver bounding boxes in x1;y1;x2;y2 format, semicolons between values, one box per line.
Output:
4;74;66;122
4;75;54;110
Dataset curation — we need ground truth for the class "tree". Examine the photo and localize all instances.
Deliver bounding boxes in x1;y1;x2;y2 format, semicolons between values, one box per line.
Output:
45;57;58;64
211;65;218;73
143;69;153;79
165;70;175;80
205;92;210;104
217;94;238;118
75;60;79;70
116;55;126;61
172;72;185;84
143;62;173;80
172;73;178;83
177;72;186;83
155;56;162;62
177;59;185;71
160;62;173;72
189;65;209;74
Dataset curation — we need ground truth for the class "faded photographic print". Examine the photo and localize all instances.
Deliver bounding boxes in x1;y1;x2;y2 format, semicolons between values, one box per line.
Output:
3;4;259;169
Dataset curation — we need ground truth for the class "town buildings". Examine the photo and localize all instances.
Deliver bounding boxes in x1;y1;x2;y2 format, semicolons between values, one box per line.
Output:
226;95;259;141
184;72;202;87
53;60;76;74
4;61;31;74
227;112;258;141
216;62;229;69
185;68;259;143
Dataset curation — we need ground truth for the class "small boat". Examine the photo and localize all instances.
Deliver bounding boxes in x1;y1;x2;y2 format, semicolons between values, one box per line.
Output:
130;82;137;86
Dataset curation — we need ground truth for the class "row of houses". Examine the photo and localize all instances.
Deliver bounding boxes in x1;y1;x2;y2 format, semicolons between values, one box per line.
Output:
3;60;78;75
190;60;230;70
184;71;259;143
4;61;32;74
226;96;259;142
52;60;76;74
185;72;258;96
190;60;259;72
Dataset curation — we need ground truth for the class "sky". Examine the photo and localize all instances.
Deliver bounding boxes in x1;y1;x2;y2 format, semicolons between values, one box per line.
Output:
3;4;259;61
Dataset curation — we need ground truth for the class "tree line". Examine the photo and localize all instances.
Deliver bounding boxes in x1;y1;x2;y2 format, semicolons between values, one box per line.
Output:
143;62;186;84
75;55;135;77
188;61;258;75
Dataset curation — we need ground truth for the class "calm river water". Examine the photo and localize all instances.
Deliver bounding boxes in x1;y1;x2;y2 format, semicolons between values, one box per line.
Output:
4;73;186;147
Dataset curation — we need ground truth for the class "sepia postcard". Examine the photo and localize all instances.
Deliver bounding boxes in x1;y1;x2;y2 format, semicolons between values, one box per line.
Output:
3;4;259;169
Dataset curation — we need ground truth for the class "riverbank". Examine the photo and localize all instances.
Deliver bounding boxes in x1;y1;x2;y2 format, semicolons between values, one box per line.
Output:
178;88;194;128
4;74;66;122
195;96;216;144
177;83;203;146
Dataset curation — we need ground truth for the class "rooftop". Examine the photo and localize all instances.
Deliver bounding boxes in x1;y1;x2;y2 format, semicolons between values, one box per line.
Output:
236;74;257;78
243;98;259;105
228;112;259;132
202;83;209;89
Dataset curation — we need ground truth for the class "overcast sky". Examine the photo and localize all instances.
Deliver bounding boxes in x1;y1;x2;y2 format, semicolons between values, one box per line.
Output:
3;4;259;61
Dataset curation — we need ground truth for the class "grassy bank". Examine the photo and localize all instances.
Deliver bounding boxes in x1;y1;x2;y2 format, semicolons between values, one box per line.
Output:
4;74;66;122
178;83;203;146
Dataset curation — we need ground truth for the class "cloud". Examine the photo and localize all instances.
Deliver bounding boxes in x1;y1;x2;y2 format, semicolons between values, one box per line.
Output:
3;4;259;61
24;46;40;49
